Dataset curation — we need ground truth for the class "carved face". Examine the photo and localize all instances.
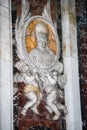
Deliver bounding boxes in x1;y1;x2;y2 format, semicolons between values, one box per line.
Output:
35;22;49;51
36;33;48;50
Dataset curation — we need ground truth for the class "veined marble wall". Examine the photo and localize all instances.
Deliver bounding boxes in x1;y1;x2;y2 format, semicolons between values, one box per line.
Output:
76;0;87;129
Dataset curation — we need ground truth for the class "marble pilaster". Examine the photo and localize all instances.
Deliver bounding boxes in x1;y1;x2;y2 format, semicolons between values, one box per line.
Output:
61;0;82;130
0;0;13;130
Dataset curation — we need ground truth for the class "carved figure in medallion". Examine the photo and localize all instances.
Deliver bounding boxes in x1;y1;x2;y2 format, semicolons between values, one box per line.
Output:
28;22;56;70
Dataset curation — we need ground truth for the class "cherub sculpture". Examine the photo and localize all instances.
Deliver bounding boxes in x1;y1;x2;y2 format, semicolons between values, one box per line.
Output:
40;70;67;120
14;64;42;115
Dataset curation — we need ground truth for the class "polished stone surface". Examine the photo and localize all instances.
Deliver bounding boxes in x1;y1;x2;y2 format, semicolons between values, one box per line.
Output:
61;0;82;130
0;1;13;130
0;0;9;8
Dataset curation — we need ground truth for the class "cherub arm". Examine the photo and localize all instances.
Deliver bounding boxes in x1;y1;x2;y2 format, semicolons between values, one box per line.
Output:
46;73;57;85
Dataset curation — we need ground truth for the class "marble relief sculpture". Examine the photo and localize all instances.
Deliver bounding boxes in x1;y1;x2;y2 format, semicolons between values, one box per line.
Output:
21;69;42;115
14;0;67;121
28;22;55;69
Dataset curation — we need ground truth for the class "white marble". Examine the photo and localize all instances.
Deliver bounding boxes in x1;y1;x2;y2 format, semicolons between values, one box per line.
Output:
0;0;9;8
0;0;13;130
61;0;82;130
64;57;82;130
0;6;12;61
0;60;13;130
0;5;9;17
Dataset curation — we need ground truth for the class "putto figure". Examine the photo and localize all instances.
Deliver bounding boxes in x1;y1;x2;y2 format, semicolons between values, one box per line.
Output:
14;64;42;115
28;22;56;69
21;69;42;115
40;70;67;120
